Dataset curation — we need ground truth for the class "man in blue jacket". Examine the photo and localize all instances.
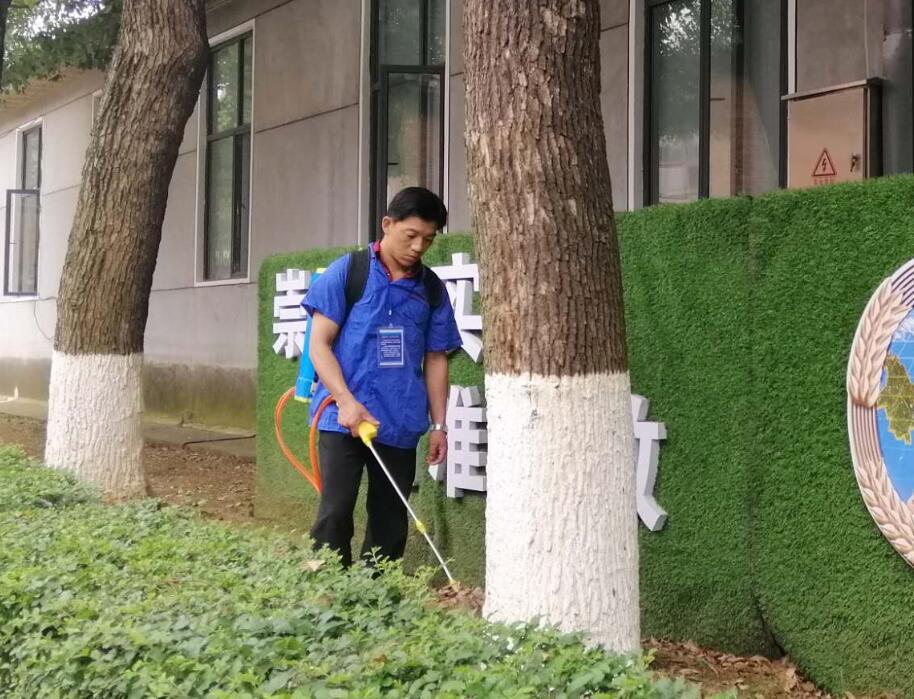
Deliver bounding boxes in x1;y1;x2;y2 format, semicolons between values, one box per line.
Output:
303;187;462;566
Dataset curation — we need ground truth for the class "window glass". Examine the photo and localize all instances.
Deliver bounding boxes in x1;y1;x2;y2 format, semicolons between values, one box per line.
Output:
380;0;423;65
211;42;240;134
709;0;781;197
372;1;447;238
242;36;253;125
22;127;41;190
385;73;442;204
236;132;251;276
652;0;701;203
5;191;39;296
427;0;446;65
206;138;235;280
205;35;252;281
649;0;782;204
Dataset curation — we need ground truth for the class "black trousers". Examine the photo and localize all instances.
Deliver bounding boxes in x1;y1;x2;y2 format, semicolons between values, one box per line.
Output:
310;431;417;567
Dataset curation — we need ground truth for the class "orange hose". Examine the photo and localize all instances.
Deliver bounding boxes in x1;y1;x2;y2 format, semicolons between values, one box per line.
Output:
274;388;334;493
308;395;334;492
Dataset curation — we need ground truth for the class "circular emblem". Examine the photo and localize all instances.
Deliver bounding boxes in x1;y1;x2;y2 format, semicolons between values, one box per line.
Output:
848;259;914;567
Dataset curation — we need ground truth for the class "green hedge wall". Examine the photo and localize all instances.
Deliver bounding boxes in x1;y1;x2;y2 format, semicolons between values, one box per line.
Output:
257;176;914;696
749;179;914;697
619;177;914;695
617;198;774;657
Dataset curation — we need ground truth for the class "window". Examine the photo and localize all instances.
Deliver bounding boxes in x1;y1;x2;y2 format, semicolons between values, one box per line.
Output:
4;124;41;296
645;0;783;204
370;0;446;239
203;33;252;281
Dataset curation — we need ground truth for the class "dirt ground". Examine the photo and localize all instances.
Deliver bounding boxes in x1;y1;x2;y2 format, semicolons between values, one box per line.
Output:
0;413;256;523
0;412;848;697
645;639;832;698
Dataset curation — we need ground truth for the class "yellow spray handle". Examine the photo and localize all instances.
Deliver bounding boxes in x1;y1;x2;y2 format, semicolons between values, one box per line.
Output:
358;421;378;446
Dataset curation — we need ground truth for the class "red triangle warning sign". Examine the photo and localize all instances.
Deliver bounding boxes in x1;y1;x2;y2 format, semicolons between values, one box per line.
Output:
813;149;837;178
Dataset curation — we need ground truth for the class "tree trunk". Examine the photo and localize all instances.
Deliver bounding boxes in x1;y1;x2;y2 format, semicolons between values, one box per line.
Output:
464;0;639;651
0;0;10;88
45;0;208;498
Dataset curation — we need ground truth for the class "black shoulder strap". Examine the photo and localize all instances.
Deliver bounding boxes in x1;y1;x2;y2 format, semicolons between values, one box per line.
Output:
343;248;371;323
421;265;444;309
342;248;445;325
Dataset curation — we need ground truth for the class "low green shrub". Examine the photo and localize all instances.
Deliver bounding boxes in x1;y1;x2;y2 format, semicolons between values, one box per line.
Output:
0;444;96;511
0;449;699;698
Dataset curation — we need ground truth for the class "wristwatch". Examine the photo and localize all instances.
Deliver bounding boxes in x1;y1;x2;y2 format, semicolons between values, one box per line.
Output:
429;423;448;434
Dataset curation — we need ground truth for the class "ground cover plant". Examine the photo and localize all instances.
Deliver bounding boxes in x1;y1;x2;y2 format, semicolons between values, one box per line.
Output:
0;445;702;698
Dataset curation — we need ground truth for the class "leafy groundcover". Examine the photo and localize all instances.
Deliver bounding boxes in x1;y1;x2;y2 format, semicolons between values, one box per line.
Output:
0;445;699;698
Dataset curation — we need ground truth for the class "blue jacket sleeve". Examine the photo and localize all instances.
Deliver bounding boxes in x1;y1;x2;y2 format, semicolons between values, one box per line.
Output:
302;254;348;325
426;279;463;353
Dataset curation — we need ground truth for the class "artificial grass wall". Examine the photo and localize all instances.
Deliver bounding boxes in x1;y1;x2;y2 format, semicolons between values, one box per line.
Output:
749;180;914;697
257;176;914;695
620;177;914;695
617;198;773;657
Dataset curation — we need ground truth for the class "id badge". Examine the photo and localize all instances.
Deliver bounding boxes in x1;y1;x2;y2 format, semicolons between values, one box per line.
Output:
378;326;405;368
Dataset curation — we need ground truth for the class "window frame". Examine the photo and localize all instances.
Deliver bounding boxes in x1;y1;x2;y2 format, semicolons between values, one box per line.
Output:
195;22;255;288
3;122;42;298
369;0;447;241
643;0;787;205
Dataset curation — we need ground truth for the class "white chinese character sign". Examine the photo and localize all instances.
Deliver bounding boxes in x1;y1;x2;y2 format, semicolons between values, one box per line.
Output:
430;253;483;363
632;395;668;531
428;386;488;497
272;269;312;359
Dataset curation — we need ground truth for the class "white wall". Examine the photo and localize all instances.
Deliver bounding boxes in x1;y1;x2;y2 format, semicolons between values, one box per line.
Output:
0;73;103;372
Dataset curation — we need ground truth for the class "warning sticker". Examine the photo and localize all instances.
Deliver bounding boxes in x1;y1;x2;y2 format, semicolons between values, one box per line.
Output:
812;149;837;179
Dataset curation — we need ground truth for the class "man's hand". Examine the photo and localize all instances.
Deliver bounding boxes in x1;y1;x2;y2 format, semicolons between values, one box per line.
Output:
337;397;379;437
426;429;448;465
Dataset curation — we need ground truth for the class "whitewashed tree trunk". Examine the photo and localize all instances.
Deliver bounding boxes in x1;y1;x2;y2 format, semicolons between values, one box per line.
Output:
483;373;638;650
46;353;145;496
44;0;208;499
464;0;639;651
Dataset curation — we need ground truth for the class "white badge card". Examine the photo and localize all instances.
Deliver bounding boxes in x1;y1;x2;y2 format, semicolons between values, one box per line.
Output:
378;326;406;368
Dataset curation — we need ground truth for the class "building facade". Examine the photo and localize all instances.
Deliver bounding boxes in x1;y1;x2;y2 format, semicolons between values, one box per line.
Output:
0;0;910;428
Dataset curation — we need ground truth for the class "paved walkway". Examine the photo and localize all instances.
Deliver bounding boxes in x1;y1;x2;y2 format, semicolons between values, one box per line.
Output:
0;397;255;461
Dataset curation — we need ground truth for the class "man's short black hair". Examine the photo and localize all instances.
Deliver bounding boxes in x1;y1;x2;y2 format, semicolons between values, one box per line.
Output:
386;186;448;230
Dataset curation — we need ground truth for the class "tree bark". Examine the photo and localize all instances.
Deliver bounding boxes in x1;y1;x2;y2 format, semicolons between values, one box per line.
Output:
0;0;10;89
45;0;208;498
464;0;639;651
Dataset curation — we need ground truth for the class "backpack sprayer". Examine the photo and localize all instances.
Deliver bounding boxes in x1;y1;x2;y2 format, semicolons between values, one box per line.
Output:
273;264;455;584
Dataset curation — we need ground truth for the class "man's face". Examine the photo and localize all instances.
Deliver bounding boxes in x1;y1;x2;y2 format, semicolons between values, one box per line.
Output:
380;215;438;268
